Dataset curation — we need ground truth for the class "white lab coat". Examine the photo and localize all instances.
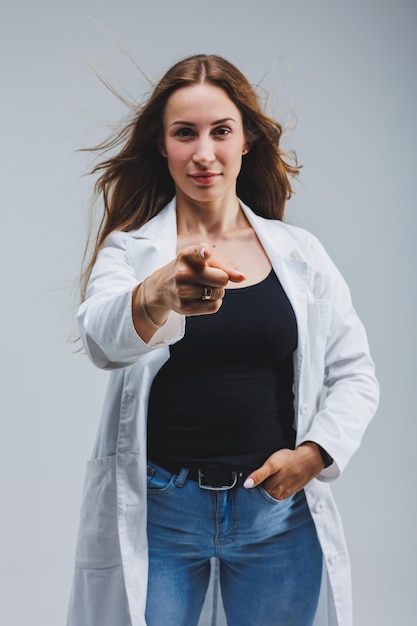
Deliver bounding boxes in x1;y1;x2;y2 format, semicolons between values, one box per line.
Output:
67;198;379;626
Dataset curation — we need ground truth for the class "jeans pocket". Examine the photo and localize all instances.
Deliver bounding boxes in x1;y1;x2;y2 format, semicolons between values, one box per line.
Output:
257;485;294;506
146;462;176;494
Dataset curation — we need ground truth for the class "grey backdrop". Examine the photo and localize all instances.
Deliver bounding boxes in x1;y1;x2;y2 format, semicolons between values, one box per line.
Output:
1;1;415;624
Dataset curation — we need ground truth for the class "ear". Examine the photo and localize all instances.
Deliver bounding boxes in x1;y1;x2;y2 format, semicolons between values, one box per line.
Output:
242;142;250;155
158;142;167;158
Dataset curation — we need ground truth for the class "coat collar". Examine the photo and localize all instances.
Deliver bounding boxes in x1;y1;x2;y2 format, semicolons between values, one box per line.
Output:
129;198;177;245
133;197;305;261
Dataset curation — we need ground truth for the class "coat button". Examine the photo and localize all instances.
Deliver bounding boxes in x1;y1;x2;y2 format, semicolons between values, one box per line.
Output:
300;403;308;415
328;554;338;566
315;501;326;513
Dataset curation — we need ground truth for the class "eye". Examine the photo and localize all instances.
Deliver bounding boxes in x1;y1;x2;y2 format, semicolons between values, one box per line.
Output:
174;127;195;138
213;127;231;136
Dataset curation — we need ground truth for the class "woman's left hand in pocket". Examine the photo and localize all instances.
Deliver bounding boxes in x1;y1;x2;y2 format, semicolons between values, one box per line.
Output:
243;443;325;500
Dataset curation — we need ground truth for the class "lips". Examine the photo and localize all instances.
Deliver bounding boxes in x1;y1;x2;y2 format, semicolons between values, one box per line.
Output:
189;172;221;185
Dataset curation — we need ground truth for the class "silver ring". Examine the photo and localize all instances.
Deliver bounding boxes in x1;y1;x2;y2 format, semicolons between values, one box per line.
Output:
201;287;213;301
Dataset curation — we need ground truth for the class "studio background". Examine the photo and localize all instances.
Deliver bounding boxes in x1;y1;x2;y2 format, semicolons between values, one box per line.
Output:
1;1;415;624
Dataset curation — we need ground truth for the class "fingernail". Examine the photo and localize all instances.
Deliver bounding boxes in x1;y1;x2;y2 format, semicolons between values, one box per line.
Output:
227;267;246;279
199;246;208;258
243;477;255;489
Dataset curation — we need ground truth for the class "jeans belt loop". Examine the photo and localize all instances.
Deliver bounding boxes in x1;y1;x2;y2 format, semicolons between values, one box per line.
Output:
175;467;189;488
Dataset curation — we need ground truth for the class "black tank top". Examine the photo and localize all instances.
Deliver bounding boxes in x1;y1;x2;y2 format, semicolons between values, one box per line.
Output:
147;270;298;472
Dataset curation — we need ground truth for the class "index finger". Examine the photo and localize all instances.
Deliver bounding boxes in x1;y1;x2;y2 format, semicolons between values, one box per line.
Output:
201;245;247;283
178;243;213;268
181;243;247;283
243;460;275;489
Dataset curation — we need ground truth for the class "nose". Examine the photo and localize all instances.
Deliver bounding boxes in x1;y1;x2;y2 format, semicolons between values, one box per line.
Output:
192;135;215;166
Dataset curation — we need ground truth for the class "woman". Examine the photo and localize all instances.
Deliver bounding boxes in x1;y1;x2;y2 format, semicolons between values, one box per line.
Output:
67;54;379;626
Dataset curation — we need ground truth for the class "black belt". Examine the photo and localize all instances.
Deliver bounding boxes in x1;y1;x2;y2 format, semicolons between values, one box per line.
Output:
157;463;249;490
188;467;248;490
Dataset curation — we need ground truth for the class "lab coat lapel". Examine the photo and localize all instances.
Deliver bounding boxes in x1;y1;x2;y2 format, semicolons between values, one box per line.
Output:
240;205;309;382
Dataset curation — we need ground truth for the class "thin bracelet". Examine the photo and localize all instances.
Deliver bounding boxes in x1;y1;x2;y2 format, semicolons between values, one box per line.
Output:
141;278;167;329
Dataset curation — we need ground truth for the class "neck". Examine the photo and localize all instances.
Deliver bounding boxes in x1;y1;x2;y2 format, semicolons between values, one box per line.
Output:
175;192;244;239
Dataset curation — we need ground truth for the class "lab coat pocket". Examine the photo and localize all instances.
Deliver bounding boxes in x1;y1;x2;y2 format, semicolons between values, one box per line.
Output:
74;455;121;569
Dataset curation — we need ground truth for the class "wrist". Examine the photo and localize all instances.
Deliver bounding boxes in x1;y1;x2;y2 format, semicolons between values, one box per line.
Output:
298;441;333;469
140;278;168;329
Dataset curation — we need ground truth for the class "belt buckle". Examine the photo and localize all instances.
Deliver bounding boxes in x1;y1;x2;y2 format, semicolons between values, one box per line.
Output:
198;468;238;491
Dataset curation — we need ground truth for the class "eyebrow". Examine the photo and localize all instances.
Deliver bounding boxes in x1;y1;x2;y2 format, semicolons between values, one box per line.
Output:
169;117;237;128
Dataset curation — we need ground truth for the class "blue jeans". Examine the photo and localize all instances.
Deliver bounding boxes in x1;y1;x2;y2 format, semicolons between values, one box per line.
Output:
146;462;322;626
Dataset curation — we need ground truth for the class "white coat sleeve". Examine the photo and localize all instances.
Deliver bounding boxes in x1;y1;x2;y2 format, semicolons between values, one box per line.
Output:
299;235;380;481
77;232;185;370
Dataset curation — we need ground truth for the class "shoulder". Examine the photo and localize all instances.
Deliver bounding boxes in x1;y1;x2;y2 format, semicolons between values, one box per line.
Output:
241;203;328;263
104;198;177;249
272;219;319;248
280;222;330;263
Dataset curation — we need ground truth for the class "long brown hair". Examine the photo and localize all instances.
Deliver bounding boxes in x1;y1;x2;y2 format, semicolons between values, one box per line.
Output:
80;54;301;299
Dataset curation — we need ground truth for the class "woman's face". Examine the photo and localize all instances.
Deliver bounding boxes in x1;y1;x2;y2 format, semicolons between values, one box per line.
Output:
161;83;248;207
